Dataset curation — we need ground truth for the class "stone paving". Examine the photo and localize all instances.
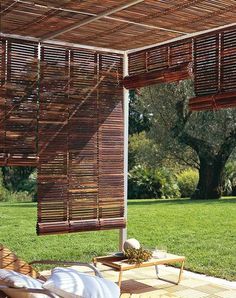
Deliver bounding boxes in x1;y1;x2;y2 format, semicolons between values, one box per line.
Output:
41;264;236;298
96;264;236;298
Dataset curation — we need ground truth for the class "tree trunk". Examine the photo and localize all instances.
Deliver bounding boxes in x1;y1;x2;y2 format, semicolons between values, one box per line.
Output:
192;157;225;199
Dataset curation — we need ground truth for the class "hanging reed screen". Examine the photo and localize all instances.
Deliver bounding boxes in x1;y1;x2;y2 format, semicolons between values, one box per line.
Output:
126;25;236;111
190;26;236;111
0;39;38;166
0;37;125;235
125;39;192;89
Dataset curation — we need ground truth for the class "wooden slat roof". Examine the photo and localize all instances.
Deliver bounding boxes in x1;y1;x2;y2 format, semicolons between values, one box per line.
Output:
1;0;236;51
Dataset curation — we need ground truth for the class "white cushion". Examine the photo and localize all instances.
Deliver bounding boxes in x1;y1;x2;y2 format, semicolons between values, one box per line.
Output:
0;269;50;298
43;267;120;298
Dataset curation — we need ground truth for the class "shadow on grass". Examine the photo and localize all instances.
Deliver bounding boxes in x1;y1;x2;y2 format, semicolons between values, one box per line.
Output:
128;197;236;206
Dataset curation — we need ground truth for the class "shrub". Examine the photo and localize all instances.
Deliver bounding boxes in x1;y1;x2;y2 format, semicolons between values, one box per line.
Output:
223;161;236;196
0;168;34;202
158;168;180;199
128;165;180;199
177;169;198;198
0;187;32;202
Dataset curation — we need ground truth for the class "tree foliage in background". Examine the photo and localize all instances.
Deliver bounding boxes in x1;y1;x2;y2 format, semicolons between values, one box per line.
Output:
128;165;180;199
1;167;36;200
138;80;236;199
129;89;151;135
177;169;199;198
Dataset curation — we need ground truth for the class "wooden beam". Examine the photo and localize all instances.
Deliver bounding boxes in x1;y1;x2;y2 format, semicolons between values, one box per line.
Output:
40;0;145;41
120;52;129;251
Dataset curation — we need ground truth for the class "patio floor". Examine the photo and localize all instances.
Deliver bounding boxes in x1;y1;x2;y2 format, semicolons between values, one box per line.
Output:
96;264;236;298
42;264;236;298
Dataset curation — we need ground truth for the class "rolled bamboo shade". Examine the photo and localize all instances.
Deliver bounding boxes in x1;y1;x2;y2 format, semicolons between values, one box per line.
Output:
0;38;6;164
0;37;125;235
126;25;236;111
190;26;236;111
125;39;193;88
37;46;125;235
0;39;38;166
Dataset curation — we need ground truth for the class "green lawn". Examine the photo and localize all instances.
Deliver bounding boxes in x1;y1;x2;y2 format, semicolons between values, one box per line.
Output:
0;198;235;281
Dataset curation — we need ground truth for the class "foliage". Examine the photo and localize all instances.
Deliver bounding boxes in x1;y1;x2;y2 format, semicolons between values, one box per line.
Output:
0;189;32;202
0;198;235;280
2;167;35;193
128;165;161;199
128;132;159;170
124;247;152;264
223;161;236;195
129;89;151;135
128;165;180;199
0;168;34;202
177;169;199;198
138;81;236;199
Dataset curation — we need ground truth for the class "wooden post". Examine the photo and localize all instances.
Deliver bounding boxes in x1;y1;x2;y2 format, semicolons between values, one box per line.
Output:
119;52;129;251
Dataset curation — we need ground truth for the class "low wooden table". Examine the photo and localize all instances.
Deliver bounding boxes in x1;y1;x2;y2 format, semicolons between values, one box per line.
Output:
93;253;185;287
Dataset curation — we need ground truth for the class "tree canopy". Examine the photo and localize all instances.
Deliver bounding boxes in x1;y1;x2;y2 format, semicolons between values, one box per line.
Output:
133;80;236;199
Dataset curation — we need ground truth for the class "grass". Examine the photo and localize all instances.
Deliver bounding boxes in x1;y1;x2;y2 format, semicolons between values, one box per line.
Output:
0;198;235;281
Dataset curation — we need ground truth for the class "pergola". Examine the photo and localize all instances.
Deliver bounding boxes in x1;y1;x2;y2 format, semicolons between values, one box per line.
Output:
0;0;236;249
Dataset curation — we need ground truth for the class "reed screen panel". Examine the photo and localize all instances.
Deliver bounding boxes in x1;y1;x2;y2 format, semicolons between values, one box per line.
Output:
0;39;38;166
125;40;192;89
126;25;236;111
0;37;125;235
0;39;6;165
190;26;236;110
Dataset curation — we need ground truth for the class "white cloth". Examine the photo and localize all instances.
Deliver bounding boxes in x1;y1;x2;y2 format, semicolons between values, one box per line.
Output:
0;269;49;298
43;267;120;298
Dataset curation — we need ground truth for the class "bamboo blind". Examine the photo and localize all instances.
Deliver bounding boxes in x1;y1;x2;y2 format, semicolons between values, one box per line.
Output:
0;37;125;235
125;40;193;89
0;39;6;165
190;26;236;111
0;39;38;166
126;25;236;111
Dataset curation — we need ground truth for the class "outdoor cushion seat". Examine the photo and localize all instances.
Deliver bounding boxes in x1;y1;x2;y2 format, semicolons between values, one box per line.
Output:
43;267;120;298
0;244;120;298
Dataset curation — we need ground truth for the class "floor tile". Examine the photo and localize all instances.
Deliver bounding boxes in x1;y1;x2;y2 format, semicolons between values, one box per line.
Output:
41;264;236;298
174;288;209;298
215;290;236;298
195;285;229;295
180;278;210;288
